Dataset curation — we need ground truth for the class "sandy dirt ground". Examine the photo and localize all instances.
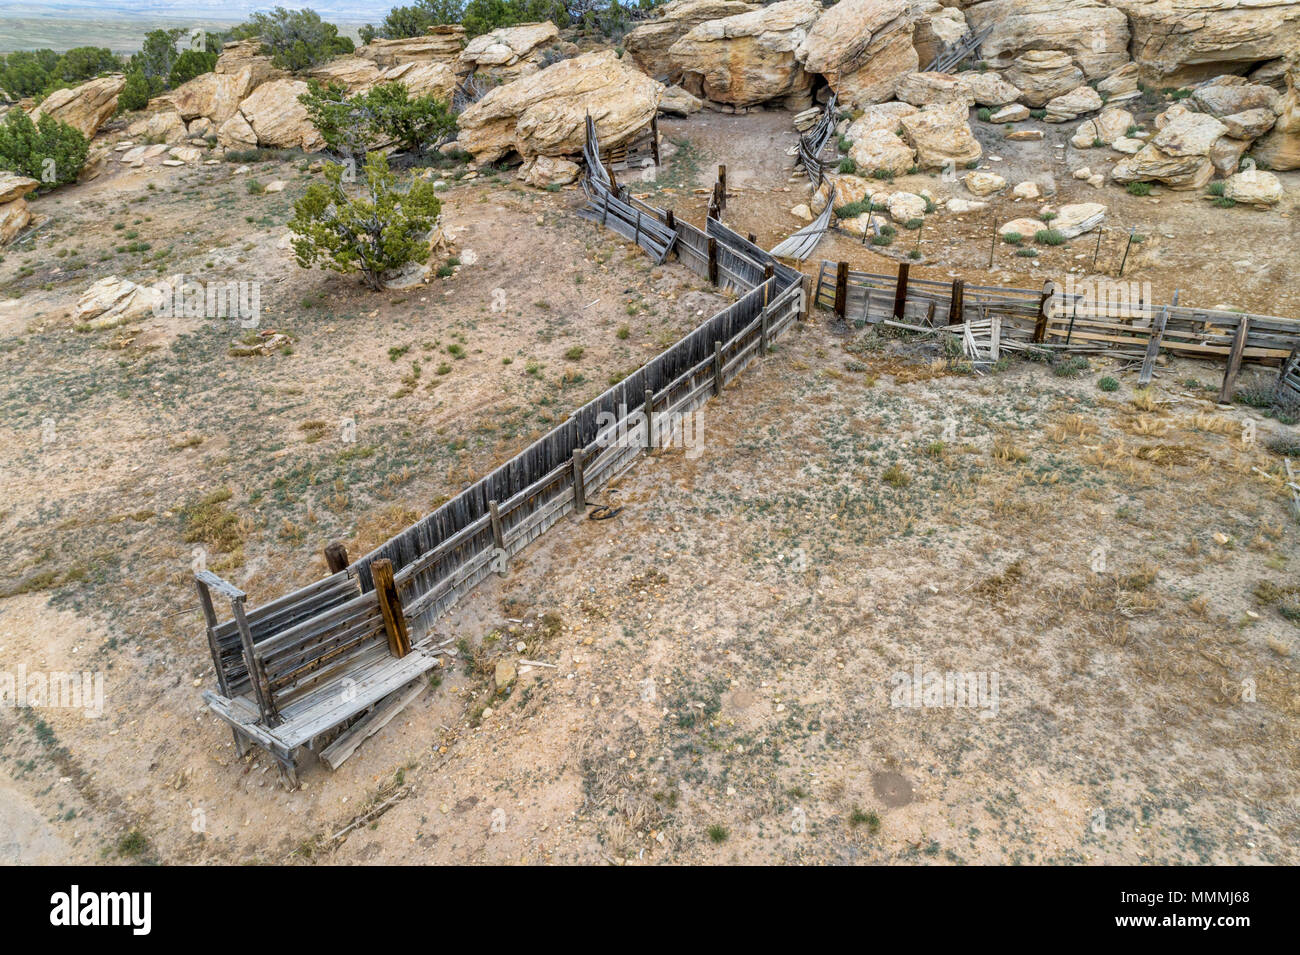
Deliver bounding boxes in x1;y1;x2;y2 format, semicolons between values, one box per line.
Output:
0;103;1297;865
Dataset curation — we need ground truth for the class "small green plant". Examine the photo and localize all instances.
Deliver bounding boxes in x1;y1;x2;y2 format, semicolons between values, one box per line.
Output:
838;157;856;174
903;217;923;230
1051;356;1090;378
1092;137;1105;148
706;824;729;844
849;808;881;834
1015;247;1038;257
1034;229;1066;246
1040;211;1057;222
1206;180;1227;197
1126;182;1152;196
564;345;585;360
1029;108;1047;120
616;324;630;340
882;463;910;487
977;107;992;122
1001;231;1023;245
834;199;871;218
1098;376;1120;392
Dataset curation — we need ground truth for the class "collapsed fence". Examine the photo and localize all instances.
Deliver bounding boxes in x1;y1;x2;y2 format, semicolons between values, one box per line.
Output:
815;259;1300;400
193;118;806;785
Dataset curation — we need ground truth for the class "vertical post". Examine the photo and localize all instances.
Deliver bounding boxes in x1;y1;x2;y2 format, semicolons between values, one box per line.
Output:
948;279;965;326
605;162;618;192
833;261;848;321
371;558;411;659
1118;228;1135;277
634;210;642;247
713;341;723;395
988;221;997;269
990;315;1001;361
643;388;655;450
892;262;910;321
571;447;587;513
748;233;757;244
650;115;661;167
717;164;727;214
1092;227;1104;269
232;597;279;726
324;541;349;574
1218;316;1251;405
798;273;811;323
707;236;718;285
1033;280;1054;343
488;500;506;577
664;208;676;232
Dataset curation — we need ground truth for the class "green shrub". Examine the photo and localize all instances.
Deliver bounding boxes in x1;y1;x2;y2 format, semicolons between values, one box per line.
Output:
1015;247;1038;257
289;152;442;291
169;49;218;87
300;80;456;156
1206;180;1226;197
1126;181;1152;196
360;0;464;42
834;199;870;219
903;217;923;230
976;107;991;122
1098;376;1120;392
0;49;60;98
838;157;856;174
53;46;121;85
1001;231;1023;245
0;109;88;187
232;7;353;71
461;0;570;37
1051;356;1090;378
1034;229;1066;246
117;70;152;112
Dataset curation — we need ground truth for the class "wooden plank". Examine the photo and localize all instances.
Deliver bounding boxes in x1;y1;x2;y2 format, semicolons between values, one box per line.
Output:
834;261;849;320
324;542;349;574
372;558;411;658
1218;315;1252;405
1139;290;1178;385
318;679;426;771
892;263;910;321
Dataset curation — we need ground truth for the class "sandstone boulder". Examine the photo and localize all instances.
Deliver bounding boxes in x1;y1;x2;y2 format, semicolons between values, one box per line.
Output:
1070;105;1134;146
1223;167;1284;206
1219;108;1276;140
518;155;582;187
795;0;916;108
1111;111;1227;189
1209;135;1252;176
896;71;975;107
999;217;1046;237
1252;60;1300;170
74;276;162;328
845;101;918;141
1051;201;1105;238
357;25;466;67
31;74;124;139
1004;50;1083;107
1097;63;1140;102
964;170;1006;195
1044;85;1102;122
378;60;460;100
127;109;187;143
217;111;257;148
0;172;40;204
956;70;1022;107
215;39;281;89
1190;79;1280;118
887;191;927;222
460;21;562;83
625;0;760;80
307;56;384;93
670;0;822;108
659;84;704;115
155;67;265;124
965;0;1129;79
0;197;31;245
1112;0;1300;86
899;100;981;169
849;128;916;175
991;103;1030;122
455;50;661;162
236;79;326;152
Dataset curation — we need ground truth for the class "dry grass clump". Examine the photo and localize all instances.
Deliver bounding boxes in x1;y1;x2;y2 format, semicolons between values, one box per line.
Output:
991;437;1030;464
1189;413;1239;436
1120;414;1169;438
1048;414;1099;442
1130;387;1164;413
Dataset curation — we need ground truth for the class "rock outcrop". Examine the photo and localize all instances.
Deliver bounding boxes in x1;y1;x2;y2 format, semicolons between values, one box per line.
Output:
669;0;822;108
1070;105;1135;147
955;70;1022;107
31;74;125;139
357;25;467;67
0;173;37;246
966;0;1129;79
896;71;976;107
455;50;661;162
795;0;917;107
153;68;264;124
625;0;760;81
1112;0;1300;85
911;0;969;69
1223;166;1284;205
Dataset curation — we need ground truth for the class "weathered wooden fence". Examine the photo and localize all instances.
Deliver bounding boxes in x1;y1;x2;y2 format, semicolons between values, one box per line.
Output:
797;93;838;186
195;118;806;782
815;259;1300;397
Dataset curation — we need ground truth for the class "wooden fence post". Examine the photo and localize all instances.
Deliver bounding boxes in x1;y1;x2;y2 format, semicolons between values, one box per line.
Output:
892;263;910;321
644;387;655;450
572;447;586;513
760;305;770;354
718;164;727;214
1033;280;1054;343
833;261;848;321
371;558;411;659
799;273;812;322
488;500;506;577
650;115;661;167
665;208;676;231
1218;316;1251;405
232;596;279;724
707;236;718;285
948;279;965;326
713;340;724;395
324;541;349;574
